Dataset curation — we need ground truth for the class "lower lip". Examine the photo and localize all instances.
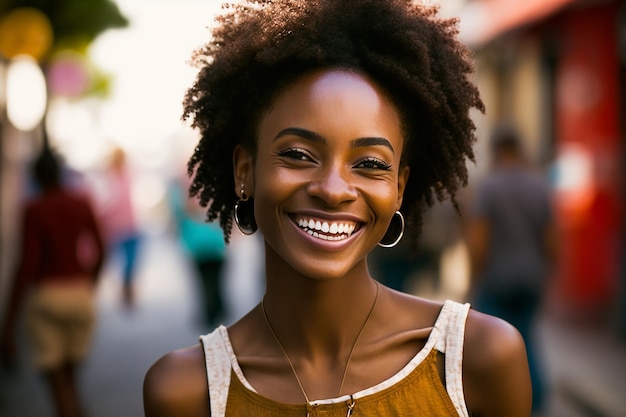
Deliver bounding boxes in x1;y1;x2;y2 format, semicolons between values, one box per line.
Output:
289;219;360;251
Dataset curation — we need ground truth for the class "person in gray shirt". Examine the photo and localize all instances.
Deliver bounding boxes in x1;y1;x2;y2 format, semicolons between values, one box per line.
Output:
467;123;559;414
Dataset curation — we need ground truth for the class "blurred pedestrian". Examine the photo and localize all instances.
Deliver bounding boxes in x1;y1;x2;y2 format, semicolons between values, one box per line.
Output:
97;147;142;308
466;123;559;413
167;174;227;328
1;147;106;417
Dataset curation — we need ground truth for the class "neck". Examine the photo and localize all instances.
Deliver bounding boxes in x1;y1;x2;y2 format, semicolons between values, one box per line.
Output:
262;248;379;355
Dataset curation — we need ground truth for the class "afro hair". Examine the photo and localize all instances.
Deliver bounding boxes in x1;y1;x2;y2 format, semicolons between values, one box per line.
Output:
183;0;484;243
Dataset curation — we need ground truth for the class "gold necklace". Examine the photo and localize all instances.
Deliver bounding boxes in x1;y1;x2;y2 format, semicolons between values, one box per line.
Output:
261;282;379;416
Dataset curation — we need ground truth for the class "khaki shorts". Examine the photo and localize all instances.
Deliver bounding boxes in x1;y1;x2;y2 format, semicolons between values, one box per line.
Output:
27;282;95;370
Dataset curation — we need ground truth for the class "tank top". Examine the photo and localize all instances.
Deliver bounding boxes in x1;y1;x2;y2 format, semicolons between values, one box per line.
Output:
200;299;471;417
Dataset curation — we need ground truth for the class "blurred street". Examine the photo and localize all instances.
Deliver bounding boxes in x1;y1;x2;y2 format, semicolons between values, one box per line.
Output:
0;233;209;417
1;232;624;417
537;314;626;417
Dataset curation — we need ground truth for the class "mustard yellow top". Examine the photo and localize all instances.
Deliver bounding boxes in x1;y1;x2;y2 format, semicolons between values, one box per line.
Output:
225;349;458;416
200;300;471;417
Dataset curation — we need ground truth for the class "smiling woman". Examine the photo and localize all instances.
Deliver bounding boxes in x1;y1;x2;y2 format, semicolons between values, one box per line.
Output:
143;1;532;417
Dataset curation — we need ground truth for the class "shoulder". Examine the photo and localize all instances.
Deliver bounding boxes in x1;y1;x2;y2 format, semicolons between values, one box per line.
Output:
462;309;532;416
143;344;210;417
378;288;444;329
463;308;526;369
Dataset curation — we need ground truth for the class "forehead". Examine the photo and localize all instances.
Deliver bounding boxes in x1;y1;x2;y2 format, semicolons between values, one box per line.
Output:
258;69;404;147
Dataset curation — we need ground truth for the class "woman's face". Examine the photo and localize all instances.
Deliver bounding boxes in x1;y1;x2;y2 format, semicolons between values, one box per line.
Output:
236;69;409;280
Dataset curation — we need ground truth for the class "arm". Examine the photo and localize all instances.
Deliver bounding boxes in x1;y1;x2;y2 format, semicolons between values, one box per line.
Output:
462;310;532;417
84;198;107;282
464;183;490;294
144;344;210;417
465;216;489;292
543;193;560;272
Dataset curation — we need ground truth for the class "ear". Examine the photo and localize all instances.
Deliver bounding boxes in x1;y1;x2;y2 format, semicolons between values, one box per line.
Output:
233;145;255;198
396;166;410;211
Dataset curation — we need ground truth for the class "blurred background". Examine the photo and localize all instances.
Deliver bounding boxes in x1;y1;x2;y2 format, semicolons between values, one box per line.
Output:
0;0;624;416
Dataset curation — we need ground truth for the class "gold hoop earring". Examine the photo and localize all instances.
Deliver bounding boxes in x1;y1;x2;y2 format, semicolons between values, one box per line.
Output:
378;211;404;248
234;184;257;235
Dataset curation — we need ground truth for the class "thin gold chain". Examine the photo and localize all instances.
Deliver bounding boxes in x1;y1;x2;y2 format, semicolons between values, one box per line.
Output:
260;282;380;405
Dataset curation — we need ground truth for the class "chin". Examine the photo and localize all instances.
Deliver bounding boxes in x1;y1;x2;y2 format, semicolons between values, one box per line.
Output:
290;257;365;282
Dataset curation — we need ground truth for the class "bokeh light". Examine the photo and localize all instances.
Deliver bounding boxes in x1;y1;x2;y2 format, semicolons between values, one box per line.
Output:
5;55;47;131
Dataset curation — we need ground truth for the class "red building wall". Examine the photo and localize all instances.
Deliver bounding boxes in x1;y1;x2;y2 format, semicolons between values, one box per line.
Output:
552;2;622;312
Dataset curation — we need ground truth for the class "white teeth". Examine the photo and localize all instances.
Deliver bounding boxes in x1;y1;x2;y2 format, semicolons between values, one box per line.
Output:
294;216;358;240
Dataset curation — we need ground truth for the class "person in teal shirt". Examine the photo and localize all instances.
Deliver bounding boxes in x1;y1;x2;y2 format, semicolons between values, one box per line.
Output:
168;177;226;328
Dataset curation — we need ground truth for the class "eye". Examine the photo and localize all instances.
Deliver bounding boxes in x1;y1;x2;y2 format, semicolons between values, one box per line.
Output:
354;157;392;171
277;147;314;162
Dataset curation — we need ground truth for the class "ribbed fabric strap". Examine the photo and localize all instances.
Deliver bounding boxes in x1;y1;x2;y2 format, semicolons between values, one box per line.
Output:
434;300;471;417
200;328;232;417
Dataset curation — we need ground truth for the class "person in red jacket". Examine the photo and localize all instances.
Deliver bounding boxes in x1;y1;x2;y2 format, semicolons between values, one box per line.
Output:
1;147;106;417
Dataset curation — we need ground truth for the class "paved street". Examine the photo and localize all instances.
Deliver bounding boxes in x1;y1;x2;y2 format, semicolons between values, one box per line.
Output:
537;313;626;417
1;233;625;417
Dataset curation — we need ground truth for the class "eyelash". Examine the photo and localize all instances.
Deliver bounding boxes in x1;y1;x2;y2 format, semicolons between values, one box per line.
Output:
277;148;312;161
355;157;392;171
277;148;392;171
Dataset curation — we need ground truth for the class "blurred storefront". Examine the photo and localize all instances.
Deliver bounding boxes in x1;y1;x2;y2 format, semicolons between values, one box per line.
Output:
460;0;625;327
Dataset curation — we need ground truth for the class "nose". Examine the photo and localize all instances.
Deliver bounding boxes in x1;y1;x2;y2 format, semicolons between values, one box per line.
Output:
306;165;358;207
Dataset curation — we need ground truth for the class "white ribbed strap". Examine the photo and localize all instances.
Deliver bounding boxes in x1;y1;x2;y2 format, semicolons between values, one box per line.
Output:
434;300;471;417
199;327;232;417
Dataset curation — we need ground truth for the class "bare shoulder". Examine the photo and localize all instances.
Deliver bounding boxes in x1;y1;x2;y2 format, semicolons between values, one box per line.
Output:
143;344;209;417
379;286;444;328
462;309;532;417
464;308;527;367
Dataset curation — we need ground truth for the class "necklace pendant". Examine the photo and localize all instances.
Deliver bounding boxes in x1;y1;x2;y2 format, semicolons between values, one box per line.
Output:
346;396;355;416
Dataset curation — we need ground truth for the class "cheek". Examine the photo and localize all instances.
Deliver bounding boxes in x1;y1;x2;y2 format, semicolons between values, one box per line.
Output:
254;164;306;199
251;165;305;224
359;177;401;208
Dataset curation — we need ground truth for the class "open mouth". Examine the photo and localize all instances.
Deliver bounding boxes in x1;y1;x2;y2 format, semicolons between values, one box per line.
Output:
292;216;359;241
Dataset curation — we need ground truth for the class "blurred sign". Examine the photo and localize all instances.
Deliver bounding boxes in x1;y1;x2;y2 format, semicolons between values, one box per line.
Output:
0;7;53;61
47;52;90;97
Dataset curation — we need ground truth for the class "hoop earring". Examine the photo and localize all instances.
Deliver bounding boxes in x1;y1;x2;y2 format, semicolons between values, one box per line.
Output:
378;211;404;248
234;184;257;235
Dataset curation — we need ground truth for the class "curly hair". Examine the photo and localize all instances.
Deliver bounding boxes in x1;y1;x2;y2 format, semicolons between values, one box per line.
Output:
183;0;484;243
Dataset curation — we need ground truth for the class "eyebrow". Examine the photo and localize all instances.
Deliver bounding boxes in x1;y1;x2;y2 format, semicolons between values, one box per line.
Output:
273;127;395;154
274;127;325;144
